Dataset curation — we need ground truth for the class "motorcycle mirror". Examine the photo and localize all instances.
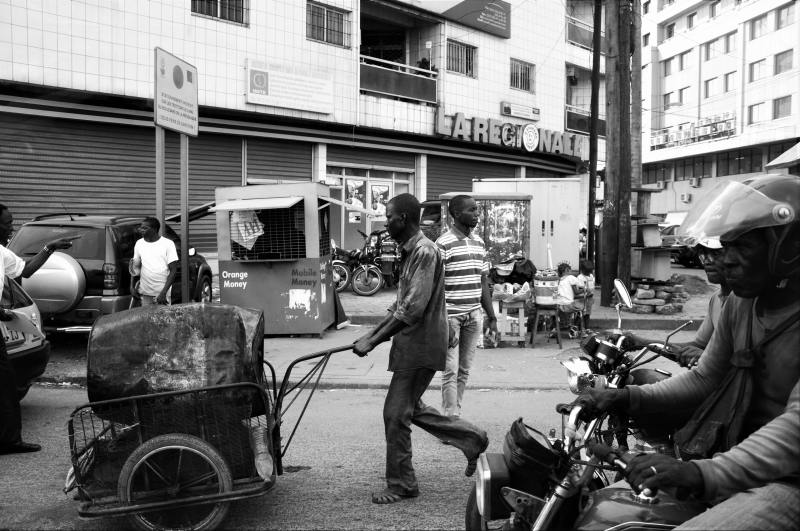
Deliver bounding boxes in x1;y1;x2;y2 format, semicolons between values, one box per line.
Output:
613;279;633;308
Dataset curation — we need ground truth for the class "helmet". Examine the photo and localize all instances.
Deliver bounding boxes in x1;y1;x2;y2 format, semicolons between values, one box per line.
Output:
678;175;800;278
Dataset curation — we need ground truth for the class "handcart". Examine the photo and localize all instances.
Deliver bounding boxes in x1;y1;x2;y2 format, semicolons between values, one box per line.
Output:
66;304;353;531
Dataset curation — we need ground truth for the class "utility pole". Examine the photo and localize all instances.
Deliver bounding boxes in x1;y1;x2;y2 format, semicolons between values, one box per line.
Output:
587;0;602;266
601;0;633;305
631;0;644;222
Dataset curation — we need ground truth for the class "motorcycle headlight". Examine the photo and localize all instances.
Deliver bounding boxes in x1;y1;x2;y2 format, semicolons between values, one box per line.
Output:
561;357;593;394
475;455;490;517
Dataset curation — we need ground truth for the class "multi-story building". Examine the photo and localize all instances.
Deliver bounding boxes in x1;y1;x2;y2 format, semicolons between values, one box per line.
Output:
640;0;799;222
0;0;603;251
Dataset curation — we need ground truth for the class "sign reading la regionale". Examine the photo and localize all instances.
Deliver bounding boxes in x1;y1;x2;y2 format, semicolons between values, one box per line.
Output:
437;111;588;160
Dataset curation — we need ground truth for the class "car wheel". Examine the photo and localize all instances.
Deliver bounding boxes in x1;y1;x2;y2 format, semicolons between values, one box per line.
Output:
197;276;213;303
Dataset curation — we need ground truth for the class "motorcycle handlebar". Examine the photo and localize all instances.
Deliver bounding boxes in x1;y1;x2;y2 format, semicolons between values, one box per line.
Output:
647;343;680;362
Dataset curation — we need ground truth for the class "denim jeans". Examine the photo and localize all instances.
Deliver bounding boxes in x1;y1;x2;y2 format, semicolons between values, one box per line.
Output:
0;336;22;447
384;368;488;495
442;308;482;417
677;481;800;530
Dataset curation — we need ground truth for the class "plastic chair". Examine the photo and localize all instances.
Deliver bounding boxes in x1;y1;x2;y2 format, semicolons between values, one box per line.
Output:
529;304;563;348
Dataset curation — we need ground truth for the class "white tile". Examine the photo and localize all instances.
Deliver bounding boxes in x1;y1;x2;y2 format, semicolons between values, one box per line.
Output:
0;43;11;61
97;73;111;92
10;4;25;25
11;42;25;61
12;60;27;80
28;64;43;83
111;75;124;93
27;44;41;66
11;23;27;46
0;59;12;78
85;73;98;91
85;54;98;74
43;66;57;84
0;21;10;43
56;67;69;85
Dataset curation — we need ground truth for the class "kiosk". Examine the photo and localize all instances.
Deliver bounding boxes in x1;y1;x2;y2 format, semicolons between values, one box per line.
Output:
213;183;336;335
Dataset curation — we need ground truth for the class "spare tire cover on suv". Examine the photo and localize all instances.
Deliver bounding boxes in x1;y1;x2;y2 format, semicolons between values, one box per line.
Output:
21;251;86;314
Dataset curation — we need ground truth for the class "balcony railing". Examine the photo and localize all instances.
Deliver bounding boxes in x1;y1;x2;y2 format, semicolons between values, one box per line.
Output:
359;55;437;104
565;105;606;137
566;16;606;53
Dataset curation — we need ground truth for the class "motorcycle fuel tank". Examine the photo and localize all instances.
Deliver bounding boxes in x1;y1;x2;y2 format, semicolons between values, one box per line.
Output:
574;487;706;531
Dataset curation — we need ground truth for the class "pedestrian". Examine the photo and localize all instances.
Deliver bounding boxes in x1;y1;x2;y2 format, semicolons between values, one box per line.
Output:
130;217;178;306
435;194;498;417
575;258;595;332
1;203;78;455
353;193;489;505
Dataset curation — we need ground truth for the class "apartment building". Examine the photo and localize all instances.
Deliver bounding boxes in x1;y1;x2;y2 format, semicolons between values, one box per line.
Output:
640;0;799;220
0;0;601;251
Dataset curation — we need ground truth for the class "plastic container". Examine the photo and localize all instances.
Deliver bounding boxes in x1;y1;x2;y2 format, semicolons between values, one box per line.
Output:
534;275;559;306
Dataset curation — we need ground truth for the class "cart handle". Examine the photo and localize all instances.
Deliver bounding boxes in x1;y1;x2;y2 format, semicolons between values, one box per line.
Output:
275;344;354;411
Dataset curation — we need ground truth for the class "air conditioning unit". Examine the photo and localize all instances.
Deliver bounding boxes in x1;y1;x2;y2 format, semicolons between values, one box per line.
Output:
667;133;678;143
698;126;711;136
680;192;692;203
689;177;701;188
656;180;666;190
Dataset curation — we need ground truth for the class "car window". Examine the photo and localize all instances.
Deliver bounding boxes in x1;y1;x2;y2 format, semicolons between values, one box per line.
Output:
10;225;105;260
1;279;33;309
113;225;139;259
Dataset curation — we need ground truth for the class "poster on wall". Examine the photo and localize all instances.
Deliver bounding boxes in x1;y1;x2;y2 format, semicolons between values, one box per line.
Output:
345;180;366;209
370;184;389;219
245;59;333;114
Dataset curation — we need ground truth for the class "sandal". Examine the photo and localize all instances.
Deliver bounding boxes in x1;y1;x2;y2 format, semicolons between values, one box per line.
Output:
371;488;419;504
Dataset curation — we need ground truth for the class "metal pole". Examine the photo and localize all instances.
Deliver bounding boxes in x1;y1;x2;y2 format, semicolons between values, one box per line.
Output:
180;133;190;303
587;0;602;266
155;126;165;235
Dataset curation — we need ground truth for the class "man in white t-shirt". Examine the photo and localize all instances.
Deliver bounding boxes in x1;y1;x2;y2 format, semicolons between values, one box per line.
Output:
130;217;178;306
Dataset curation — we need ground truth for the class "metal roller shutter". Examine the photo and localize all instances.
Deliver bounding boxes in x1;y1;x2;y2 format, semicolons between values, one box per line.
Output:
327;145;415;168
426;156;516;198
163;131;243;252
246;138;312;182
0;114;156;226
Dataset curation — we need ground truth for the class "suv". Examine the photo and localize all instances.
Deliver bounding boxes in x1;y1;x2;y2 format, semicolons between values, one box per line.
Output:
2;278;49;399
7;214;213;332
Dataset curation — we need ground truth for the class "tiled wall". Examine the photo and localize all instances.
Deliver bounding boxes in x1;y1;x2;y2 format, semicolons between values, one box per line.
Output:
2;0;579;138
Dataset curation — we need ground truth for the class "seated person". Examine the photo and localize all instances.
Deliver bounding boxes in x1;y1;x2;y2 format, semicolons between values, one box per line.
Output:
555;262;587;332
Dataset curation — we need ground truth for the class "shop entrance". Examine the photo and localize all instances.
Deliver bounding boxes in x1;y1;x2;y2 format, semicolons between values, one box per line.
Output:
325;166;412;251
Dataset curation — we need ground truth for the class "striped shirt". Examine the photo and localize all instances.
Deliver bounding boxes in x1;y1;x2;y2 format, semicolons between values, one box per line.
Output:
436;227;489;316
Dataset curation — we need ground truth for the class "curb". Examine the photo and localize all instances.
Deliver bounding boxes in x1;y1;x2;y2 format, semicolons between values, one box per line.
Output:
349;315;702;331
35;376;565;393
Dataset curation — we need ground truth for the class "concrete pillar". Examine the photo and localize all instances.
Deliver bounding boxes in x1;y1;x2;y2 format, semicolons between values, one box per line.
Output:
416;153;428;200
312;143;327;182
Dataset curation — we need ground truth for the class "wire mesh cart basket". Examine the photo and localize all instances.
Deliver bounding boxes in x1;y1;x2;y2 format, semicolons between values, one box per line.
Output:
65;303;352;531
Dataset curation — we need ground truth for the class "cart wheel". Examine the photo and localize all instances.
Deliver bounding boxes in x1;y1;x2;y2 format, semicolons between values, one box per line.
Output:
117;433;233;531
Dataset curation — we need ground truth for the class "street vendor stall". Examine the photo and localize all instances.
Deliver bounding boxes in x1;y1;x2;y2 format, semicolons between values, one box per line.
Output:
213;182;337;335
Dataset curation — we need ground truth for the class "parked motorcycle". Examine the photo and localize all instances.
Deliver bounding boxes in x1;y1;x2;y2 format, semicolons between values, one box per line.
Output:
331;239;355;293
466;279;696;531
350;229;399;296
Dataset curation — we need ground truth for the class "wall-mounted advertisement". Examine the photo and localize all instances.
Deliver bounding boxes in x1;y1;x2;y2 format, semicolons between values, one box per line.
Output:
404;1;511;38
246;59;333;114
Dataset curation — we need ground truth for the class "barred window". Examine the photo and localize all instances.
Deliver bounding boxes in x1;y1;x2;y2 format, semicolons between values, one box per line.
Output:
447;39;477;77
510;59;535;92
307;1;351;48
191;0;248;25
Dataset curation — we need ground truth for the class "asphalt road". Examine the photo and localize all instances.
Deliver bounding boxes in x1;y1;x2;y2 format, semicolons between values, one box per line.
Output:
1;385;574;530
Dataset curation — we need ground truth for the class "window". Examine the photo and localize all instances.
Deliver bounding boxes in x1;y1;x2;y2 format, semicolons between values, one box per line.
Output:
773;95;792;119
724;71;736;92
710;1;720;18
704;39;719;61
679;87;689;105
306;1;351;47
662;57;673;76
510;59;535;92
748;102;766;124
643;1;650;15
663;92;673;109
775;49;794;75
694;156;712;178
776;2;795;30
447;39;477;77
749;58;766;81
643;33;650;46
687;12;696;28
679;50;690;70
750;13;768;39
724;31;736;53
716;148;763;176
704;77;718;98
643;164;657;184
191;0;248;24
675;158;694;181
665;23;675;39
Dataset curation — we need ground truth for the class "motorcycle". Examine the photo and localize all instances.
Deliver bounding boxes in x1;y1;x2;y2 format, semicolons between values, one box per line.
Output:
331;239;355;293
467;278;697;531
350;229;400;296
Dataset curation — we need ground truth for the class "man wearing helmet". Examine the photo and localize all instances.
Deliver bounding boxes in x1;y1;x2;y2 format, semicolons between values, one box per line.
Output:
576;175;800;529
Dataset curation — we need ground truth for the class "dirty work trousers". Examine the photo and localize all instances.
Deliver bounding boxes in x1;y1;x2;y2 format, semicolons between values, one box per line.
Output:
0;335;22;447
384;367;487;495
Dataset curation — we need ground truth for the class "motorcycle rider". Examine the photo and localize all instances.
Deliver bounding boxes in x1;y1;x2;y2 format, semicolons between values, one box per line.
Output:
576;175;800;530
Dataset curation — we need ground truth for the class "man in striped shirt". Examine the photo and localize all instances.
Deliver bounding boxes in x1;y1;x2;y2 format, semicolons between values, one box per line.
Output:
436;195;498;417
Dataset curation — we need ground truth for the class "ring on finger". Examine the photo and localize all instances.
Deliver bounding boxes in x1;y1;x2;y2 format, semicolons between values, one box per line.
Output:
650;465;658;476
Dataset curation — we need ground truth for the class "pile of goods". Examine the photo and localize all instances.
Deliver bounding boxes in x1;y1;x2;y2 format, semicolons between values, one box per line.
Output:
624;282;690;314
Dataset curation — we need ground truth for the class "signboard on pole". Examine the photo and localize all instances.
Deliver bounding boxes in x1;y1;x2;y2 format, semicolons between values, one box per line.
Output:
154;47;199;137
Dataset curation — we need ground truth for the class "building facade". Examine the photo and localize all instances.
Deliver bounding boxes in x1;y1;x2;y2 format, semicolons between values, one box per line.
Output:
640;0;799;220
0;0;604;251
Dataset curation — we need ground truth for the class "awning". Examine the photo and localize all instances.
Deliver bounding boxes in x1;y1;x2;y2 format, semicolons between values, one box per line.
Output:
766;141;800;170
319;195;381;216
210;196;303;211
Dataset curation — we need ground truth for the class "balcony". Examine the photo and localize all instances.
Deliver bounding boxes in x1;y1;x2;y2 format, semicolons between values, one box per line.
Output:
566;105;606;137
359;56;438;104
566;16;606;53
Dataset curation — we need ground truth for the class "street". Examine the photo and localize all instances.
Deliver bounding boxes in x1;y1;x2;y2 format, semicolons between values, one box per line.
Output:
1;385;574;530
